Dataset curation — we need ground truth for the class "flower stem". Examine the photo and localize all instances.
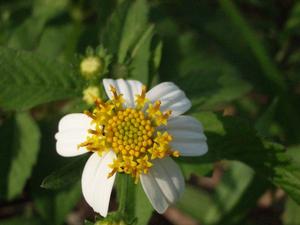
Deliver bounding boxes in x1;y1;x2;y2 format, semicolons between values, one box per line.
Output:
116;173;135;218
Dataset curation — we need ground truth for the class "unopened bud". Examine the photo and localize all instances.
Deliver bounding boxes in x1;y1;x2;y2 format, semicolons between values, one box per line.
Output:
82;86;100;105
80;56;103;79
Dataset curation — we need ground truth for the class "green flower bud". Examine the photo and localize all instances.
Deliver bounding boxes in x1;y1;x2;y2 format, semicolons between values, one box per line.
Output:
80;56;103;79
82;86;100;105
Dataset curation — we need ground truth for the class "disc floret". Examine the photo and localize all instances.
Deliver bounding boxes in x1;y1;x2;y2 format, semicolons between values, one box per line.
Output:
79;85;180;182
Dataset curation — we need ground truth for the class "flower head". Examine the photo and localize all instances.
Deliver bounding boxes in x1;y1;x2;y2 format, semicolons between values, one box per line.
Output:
55;79;208;216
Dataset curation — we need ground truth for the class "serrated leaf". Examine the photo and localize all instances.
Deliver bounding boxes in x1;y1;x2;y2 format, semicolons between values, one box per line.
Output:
0;112;41;199
190;112;300;205
41;154;88;190
0;47;84;110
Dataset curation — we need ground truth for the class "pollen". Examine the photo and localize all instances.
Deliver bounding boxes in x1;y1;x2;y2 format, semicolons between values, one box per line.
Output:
79;85;180;182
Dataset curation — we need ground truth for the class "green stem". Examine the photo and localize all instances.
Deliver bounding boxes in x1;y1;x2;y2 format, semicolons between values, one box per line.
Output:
116;174;135;218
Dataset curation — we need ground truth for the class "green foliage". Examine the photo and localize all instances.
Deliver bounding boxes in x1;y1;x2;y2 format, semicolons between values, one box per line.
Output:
191;112;300;205
0;112;40;199
8;0;69;50
135;184;153;225
0;47;84;110
1;0;300;224
41;154;88;190
284;198;300;225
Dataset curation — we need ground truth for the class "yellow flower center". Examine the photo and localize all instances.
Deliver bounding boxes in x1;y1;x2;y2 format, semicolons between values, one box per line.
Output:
79;85;179;182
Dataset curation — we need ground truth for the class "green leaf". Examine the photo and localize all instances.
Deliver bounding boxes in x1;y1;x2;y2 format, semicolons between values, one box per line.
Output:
0;112;40;199
117;0;149;63
8;17;47;50
283;197;300;225
148;39;162;87
41;154;88;190
102;0;150;65
219;174;269;225
32;0;68;19
178;160;213;179
191;112;300;205
204;162;254;224
284;2;300;37
37;25;83;62
31;120;82;225
129;25;154;83
255;97;279;137
101;0;131;56
54;182;81;225
8;0;69;50
34;182;81;225
219;0;286;93
116;174;136;218
177;161;267;225
135;184;153;225
160;30;252;110
0;47;84;110
176;185;213;222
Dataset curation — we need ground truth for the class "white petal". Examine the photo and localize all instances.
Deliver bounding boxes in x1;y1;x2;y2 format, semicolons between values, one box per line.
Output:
146;82;191;117
55;113;92;157
103;79;143;108
57;113;92;132
151;157;185;204
81;151;116;217
140;172;169;214
167;116;208;156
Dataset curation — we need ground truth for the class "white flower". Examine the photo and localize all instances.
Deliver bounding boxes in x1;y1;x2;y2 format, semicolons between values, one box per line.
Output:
55;79;208;217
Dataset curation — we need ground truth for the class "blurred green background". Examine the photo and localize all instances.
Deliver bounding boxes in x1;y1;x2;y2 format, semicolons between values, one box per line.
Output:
1;0;300;224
